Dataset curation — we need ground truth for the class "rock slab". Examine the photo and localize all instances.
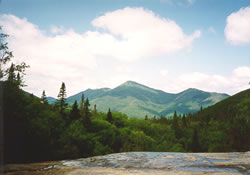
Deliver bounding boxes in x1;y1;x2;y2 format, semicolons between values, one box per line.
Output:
3;152;250;175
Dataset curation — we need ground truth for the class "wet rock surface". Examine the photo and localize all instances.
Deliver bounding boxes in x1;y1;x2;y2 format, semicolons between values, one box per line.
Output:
3;152;250;175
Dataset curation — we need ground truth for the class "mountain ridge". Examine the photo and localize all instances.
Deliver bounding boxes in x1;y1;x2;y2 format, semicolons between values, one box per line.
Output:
47;81;229;118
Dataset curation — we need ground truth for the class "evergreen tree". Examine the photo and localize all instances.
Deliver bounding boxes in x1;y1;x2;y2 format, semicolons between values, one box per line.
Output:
41;90;48;104
16;73;21;87
93;104;97;117
70;100;80;120
182;114;187;128
191;128;200;152
79;93;85;116
56;82;68;113
107;108;112;123
83;97;91;128
172;110;181;139
7;63;15;82
145;115;148;120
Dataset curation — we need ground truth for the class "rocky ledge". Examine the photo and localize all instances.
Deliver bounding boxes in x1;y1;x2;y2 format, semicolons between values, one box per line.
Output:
3;152;250;175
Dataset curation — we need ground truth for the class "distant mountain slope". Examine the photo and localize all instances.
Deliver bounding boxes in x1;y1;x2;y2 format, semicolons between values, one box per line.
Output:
48;81;229;118
92;81;229;118
193;88;250;121
46;96;57;104
67;88;110;104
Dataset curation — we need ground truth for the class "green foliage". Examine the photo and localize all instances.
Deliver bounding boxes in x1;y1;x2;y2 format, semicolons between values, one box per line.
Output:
56;82;68;113
191;128;201;152
69;100;81;121
107;108;112;123
82;98;91;129
3;75;250;164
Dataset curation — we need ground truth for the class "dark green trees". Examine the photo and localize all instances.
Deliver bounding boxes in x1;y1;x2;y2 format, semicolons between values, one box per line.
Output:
70;100;81;120
172;111;181;139
56;82;68;113
191;128;200;152
107;108;112;123
7;63;15;82
82;98;91;128
78;93;91;128
79;93;84;116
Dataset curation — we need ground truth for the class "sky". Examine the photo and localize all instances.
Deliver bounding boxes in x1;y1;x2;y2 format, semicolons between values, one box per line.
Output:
0;0;250;97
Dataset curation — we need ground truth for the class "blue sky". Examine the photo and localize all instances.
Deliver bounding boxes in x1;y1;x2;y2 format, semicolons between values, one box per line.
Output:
0;0;250;97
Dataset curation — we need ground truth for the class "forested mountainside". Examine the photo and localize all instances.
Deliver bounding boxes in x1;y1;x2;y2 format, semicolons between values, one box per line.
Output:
48;81;229;118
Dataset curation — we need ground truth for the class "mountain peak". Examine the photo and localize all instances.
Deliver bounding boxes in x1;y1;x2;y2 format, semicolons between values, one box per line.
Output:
183;88;202;92
122;80;142;86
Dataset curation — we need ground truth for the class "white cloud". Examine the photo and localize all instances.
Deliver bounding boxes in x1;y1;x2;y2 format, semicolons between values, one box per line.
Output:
157;67;250;95
50;25;64;34
92;7;200;61
232;66;250;78
0;14;97;97
225;6;250;45
160;69;169;77
0;9;200;97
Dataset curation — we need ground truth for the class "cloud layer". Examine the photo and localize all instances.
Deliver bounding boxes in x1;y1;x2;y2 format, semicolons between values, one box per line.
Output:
225;6;250;45
0;8;249;97
157;67;250;95
0;8;201;96
91;7;200;61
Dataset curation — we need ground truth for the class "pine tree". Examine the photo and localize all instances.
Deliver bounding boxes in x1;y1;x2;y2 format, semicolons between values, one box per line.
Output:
83;97;91;128
56;82;68;113
107;108;112;123
79;93;85;116
41;90;48;104
16;73;21;87
191;128;200;152
172;110;181;139
7;63;15;82
93;104;97;117
182;114;187;128
145;115;148;120
70;100;80;120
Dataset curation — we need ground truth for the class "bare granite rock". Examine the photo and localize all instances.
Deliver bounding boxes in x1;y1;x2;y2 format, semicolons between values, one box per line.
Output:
2;152;250;175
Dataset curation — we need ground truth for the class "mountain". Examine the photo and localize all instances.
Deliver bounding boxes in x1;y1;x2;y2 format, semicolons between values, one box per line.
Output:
67;88;110;104
46;96;57;104
193;88;250;121
57;81;229;118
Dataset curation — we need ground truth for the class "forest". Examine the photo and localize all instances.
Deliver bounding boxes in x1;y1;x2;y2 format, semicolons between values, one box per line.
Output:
1;27;250;164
